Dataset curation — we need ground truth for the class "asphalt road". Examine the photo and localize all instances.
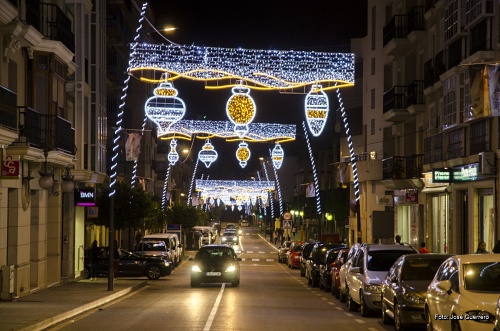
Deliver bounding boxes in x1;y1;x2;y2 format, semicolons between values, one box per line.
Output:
45;227;395;331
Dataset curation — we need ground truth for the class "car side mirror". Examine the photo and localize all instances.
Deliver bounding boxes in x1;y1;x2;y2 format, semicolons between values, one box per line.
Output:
436;280;452;294
237;258;242;261
350;266;361;273
188;257;194;261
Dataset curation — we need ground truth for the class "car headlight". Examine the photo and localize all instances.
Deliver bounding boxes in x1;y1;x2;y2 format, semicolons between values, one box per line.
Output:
403;291;425;304
364;284;381;292
225;265;236;272
464;310;494;323
238;230;242;234
163;261;171;267
191;265;202;273
222;237;226;241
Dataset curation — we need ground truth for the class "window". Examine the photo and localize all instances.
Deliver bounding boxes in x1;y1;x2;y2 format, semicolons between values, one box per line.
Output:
371;89;375;109
371;119;375;135
442;75;462;128
371;6;376;50
444;0;460;41
371;58;376;75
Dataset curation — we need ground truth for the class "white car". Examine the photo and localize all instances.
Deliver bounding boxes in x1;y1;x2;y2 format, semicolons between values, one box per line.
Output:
338;243;362;302
425;254;500;331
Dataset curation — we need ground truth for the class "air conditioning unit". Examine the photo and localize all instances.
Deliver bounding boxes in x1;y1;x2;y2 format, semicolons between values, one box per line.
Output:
478;152;495;175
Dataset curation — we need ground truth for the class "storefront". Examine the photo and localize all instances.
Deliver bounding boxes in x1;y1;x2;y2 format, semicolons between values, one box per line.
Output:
393;189;421;247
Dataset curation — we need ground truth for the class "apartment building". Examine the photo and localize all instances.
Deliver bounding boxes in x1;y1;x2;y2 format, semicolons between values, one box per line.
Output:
341;0;500;254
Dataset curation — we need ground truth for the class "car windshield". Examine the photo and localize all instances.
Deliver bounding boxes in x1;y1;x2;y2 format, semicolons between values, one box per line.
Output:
367;250;410;271
401;259;444;281
136;242;166;252
292;245;303;252
196;248;235;260
463;262;500;292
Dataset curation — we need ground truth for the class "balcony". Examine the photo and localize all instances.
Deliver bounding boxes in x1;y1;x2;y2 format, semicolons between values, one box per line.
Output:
423;133;444;170
18;107;75;155
407;6;426;43
383;15;411;55
25;1;75;52
383;82;424;122
423;51;445;89
354;152;383;182
0;85;17;131
0;0;17;24
381;155;424;189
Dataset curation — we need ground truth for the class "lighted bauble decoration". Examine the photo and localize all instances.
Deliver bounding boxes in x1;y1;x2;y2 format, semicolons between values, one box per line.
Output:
271;142;284;169
236;141;251;168
198;139;218;168
226;84;256;138
168;139;179;165
305;84;329;136
145;82;186;136
261;195;268;206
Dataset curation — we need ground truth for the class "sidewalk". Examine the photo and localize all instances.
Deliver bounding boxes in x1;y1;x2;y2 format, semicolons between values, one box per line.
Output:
0;278;148;331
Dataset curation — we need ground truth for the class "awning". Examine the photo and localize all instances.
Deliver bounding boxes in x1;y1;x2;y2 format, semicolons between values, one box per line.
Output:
421;186;449;194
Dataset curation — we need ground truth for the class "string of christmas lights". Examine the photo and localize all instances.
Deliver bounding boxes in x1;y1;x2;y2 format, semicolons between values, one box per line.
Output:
129;44;355;91
110;2;147;197
157;120;296;142
302;121;321;215
131;115;148;188
161;165;171;209
262;161;274;220
187;157;199;206
336;88;360;201
270;150;283;216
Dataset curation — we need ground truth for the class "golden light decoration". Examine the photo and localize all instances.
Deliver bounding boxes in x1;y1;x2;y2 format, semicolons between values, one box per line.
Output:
236;141;251;168
168;139;179;165
304;84;329;137
144;81;186;136
271;142;284;169
226;84;256;138
198;139;218;168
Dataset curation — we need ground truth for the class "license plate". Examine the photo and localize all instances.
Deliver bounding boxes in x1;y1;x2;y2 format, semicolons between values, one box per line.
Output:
206;272;221;276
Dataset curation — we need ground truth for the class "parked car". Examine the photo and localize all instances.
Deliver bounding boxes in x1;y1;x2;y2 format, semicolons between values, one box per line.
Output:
221;229;239;245
84;247;172;280
425;254;500;331
319;247;346;292
345;243;418;316
287;241;304;269
306;243;346;287
134;239;173;263
278;241;292;263
381;253;452;330
494;295;500;331
338;243;363;302
300;242;318;277
193;226;214;246
240;219;249;227
189;244;241;287
142;234;182;267
331;248;350;299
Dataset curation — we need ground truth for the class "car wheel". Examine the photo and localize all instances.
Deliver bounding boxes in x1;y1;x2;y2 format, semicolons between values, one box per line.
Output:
360;291;371;317
395;302;406;331
332;282;338;298
300;267;305;277
232;278;240;287
451;317;461;331
146;265;162;280
347;287;357;311
307;273;312;285
84;267;90;279
425;309;433;331
319;278;324;289
312;274;319;287
339;286;346;303
191;279;200;288
381;296;392;325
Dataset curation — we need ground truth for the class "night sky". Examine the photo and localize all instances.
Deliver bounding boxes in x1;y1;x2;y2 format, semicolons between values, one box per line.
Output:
145;0;367;179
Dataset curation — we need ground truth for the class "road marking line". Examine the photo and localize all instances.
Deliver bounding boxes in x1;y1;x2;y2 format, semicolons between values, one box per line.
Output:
354;319;365;324
327;302;335;305
247;251;254;253
321;297;328;300
344;313;353;317
259;251;265;254
203;283;225;331
265;259;274;262
251;258;259;261
335;307;343;310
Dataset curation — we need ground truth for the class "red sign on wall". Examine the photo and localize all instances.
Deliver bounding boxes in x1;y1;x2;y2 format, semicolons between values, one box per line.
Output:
2;155;19;178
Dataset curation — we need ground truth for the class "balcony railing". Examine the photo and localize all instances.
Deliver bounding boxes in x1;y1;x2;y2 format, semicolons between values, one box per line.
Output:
382;155;424;180
19;106;75;155
408;6;426;33
406;80;425;107
25;0;75;52
383;86;406;113
0;85;17;130
383;15;408;47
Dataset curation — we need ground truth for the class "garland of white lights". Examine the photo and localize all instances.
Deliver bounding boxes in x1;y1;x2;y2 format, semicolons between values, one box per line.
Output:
129;44;355;91
270;150;284;216
131;115;148;188
302;121;321;215
304;84;330;137
336;88;360;201
262;161;274;220
161;165;171;209
110;2;147;197
187;157;199;206
256;171;265;217
158;120;296;142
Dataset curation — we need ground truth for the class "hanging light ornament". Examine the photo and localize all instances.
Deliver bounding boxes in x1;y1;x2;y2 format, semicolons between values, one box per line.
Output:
198;139;218;168
304;84;329;136
236;141;251;168
145;81;186;136
226;83;256;138
168;139;179;165
271;142;284;169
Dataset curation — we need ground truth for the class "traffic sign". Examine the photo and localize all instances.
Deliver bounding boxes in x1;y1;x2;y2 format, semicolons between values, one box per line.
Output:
283;212;292;220
283;220;292;229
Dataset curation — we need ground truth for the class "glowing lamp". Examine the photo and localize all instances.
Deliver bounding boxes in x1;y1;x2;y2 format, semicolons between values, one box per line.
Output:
305;84;329;136
271;143;284;169
198;139;218;168
236;141;251;168
168;139;179;165
145;82;186;136
226;84;256;138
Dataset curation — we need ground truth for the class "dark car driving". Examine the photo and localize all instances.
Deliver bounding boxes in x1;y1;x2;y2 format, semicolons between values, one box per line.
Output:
84;246;172;280
189;244;241;287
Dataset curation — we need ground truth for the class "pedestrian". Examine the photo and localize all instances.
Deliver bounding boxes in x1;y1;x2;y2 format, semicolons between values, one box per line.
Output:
135;230;142;246
292;226;297;238
418;242;430;253
273;230;278;245
475;241;490;254
493;240;500;253
90;240;99;280
113;239;120;280
395;235;401;244
278;227;284;244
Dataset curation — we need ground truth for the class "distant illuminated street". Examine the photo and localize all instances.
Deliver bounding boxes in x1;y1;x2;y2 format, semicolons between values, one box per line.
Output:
47;226;394;331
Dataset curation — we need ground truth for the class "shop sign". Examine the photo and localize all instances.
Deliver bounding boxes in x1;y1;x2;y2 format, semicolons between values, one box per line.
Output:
376;195;393;206
394;190;418;205
1;152;19;179
432;164;478;183
74;188;96;206
86;207;98;218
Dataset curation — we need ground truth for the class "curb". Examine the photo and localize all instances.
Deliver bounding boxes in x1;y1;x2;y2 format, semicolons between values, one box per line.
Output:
19;282;148;331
